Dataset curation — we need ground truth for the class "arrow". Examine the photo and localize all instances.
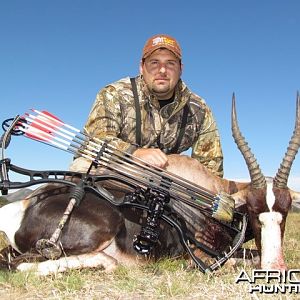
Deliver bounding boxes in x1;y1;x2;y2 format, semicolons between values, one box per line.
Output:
16;109;235;222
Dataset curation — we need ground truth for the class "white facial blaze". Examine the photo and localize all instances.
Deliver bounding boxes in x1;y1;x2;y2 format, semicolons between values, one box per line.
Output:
259;212;286;270
266;180;276;211
258;179;286;270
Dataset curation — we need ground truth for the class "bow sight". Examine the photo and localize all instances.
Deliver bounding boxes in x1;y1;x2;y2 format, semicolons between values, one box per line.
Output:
0;112;248;274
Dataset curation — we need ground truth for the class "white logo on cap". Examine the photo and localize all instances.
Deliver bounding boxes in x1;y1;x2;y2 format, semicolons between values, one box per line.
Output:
152;36;175;47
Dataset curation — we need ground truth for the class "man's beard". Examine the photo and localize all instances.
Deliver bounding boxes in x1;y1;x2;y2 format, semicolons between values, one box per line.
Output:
151;80;171;97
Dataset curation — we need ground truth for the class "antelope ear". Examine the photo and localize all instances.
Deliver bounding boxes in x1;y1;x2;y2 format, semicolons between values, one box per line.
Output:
290;189;300;201
289;189;300;212
230;190;248;207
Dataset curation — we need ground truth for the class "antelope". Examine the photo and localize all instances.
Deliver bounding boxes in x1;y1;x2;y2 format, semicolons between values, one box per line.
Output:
169;94;300;269
0;95;299;275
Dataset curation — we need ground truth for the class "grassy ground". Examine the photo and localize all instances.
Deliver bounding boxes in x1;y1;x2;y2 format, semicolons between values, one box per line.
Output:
0;208;299;300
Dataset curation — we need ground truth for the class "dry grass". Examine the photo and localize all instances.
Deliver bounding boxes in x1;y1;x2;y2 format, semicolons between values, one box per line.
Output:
0;211;299;300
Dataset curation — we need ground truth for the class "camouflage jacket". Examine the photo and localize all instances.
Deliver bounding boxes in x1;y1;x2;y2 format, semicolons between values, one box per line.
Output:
81;75;223;177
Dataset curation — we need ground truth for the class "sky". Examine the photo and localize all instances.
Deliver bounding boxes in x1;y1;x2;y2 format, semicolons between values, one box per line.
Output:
0;0;300;189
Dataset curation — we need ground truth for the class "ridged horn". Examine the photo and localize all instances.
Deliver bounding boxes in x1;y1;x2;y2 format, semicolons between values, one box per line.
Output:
231;93;266;189
274;92;300;188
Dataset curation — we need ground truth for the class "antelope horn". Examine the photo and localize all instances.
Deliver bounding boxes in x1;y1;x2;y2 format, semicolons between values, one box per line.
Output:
231;94;266;189
274;92;300;188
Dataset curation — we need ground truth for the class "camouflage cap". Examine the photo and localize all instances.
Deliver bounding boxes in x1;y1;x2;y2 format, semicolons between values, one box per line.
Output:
142;34;182;60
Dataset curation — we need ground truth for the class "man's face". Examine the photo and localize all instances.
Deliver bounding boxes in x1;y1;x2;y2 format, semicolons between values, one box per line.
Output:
140;49;182;100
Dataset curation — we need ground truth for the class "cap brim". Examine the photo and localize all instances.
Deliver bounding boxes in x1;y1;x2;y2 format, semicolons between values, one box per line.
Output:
143;46;181;60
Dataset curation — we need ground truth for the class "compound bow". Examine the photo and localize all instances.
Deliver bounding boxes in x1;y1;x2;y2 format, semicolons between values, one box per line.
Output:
0;111;248;274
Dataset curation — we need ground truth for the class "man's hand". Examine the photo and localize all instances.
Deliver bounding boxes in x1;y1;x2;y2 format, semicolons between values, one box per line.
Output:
132;148;168;168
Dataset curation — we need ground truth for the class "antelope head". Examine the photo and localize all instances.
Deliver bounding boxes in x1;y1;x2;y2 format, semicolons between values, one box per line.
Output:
232;92;300;270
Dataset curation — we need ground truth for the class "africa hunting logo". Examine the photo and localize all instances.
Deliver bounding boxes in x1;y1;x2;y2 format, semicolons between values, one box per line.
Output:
235;269;300;294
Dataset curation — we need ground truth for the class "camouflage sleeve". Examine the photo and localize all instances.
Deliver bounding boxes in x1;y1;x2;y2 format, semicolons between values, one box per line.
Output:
84;85;136;152
69;85;137;172
191;105;224;177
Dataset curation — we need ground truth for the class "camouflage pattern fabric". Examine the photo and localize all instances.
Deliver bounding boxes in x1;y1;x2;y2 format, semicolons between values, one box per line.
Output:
72;75;223;177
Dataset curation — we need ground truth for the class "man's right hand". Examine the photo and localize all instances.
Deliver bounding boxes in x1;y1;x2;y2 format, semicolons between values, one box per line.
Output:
132;148;168;168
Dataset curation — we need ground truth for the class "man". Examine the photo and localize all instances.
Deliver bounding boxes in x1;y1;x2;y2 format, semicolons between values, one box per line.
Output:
70;34;223;177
